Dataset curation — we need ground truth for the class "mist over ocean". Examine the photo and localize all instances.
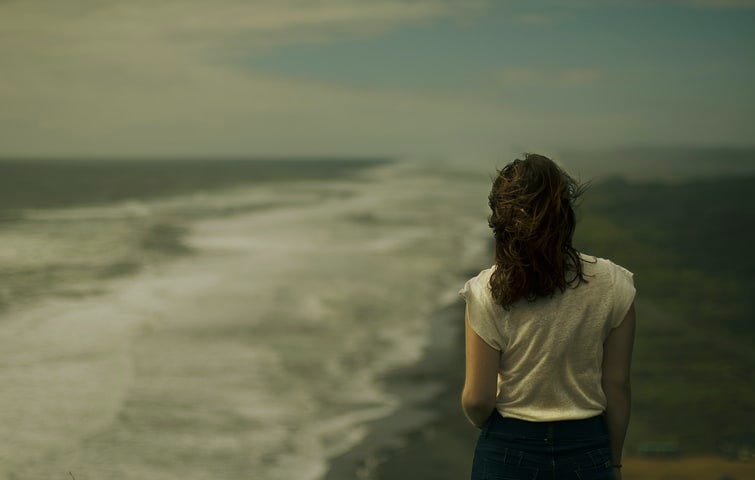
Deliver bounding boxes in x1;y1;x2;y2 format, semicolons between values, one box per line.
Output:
0;158;491;479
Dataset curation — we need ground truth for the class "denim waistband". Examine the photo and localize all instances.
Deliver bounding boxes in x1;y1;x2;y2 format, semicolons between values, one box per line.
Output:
487;410;608;441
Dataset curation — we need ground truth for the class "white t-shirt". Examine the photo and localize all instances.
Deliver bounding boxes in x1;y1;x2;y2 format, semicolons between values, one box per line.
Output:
459;253;636;422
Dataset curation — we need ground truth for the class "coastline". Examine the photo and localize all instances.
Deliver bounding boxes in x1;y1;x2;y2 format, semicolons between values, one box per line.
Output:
321;296;755;480
323;297;480;480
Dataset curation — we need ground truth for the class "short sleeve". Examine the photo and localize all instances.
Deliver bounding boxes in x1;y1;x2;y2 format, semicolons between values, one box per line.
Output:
459;273;503;351
609;263;636;328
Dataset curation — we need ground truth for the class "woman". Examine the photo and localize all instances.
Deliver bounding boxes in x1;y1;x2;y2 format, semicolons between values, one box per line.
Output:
459;153;636;480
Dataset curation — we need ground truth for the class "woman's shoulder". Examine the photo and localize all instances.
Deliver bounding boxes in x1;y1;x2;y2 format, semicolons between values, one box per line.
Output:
475;264;497;281
579;252;634;283
459;265;496;300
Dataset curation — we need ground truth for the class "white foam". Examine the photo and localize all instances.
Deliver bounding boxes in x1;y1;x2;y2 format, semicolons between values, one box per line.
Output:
0;160;494;479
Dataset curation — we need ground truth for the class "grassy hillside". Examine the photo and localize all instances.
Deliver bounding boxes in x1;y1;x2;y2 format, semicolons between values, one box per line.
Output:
575;175;755;455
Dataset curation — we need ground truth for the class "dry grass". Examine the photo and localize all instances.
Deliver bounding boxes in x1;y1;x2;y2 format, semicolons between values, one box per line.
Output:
623;456;754;480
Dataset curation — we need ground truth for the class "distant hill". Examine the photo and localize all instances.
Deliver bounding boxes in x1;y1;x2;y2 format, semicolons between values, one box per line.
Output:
558;146;755;183
575;173;754;454
577;174;754;335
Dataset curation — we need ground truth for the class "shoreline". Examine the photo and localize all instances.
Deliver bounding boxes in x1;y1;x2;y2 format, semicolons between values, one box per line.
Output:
323;297;480;480
322;295;755;480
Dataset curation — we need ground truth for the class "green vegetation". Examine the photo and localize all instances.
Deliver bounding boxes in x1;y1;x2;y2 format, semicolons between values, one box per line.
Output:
574;175;755;455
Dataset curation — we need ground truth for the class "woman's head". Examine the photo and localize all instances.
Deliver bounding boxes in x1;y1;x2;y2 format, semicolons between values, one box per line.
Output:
488;153;587;308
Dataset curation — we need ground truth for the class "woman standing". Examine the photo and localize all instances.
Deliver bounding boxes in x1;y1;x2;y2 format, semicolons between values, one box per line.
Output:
460;154;636;480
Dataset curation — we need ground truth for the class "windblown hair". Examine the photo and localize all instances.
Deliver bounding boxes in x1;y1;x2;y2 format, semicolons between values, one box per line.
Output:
488;153;588;309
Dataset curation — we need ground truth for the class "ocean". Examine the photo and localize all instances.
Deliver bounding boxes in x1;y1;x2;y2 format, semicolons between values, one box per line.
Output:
0;158;492;479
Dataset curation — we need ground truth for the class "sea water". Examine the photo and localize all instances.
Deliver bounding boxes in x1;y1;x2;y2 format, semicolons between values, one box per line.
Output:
0;160;491;479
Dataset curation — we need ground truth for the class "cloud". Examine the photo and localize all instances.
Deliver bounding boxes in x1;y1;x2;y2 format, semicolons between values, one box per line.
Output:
0;0;751;157
493;67;606;89
0;0;494;156
511;10;579;25
0;1;486;50
513;13;556;25
0;0;488;76
669;0;755;7
532;0;755;9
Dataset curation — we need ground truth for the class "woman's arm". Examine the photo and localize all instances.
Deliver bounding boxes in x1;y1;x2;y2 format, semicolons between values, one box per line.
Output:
462;304;500;428
601;302;636;473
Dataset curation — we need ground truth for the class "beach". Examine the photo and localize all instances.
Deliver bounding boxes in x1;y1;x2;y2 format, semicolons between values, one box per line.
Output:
2;156;752;479
324;300;479;480
0;158;493;479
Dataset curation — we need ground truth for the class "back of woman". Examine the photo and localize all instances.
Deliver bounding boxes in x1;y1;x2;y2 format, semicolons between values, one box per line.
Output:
460;154;636;480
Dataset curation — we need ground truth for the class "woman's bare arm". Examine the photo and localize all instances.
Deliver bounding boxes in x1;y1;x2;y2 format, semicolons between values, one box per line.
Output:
462;304;500;428
602;302;636;470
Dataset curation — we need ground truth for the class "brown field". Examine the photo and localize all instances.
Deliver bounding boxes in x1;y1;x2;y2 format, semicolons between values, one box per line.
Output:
623;456;754;480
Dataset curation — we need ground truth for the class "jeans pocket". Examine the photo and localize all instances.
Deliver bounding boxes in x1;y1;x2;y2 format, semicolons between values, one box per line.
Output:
480;449;539;480
572;447;614;480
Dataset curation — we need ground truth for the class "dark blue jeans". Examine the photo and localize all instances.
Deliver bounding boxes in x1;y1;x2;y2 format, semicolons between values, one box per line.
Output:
471;409;615;480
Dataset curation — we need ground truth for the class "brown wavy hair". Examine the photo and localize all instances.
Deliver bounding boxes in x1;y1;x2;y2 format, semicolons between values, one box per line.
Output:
488;153;589;309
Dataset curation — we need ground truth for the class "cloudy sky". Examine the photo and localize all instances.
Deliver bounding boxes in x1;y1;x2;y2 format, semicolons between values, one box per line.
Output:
1;0;753;158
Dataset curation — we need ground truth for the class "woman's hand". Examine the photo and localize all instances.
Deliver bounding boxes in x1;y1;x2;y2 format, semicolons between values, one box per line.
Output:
613;466;622;480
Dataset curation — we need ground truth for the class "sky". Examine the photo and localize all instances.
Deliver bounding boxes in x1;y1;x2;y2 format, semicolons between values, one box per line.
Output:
1;0;754;159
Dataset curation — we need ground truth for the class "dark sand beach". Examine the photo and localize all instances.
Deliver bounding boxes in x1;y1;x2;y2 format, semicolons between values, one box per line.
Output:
324;297;480;480
325;297;755;480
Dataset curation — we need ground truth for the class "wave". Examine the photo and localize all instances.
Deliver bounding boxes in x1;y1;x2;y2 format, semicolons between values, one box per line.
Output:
0;160;492;479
